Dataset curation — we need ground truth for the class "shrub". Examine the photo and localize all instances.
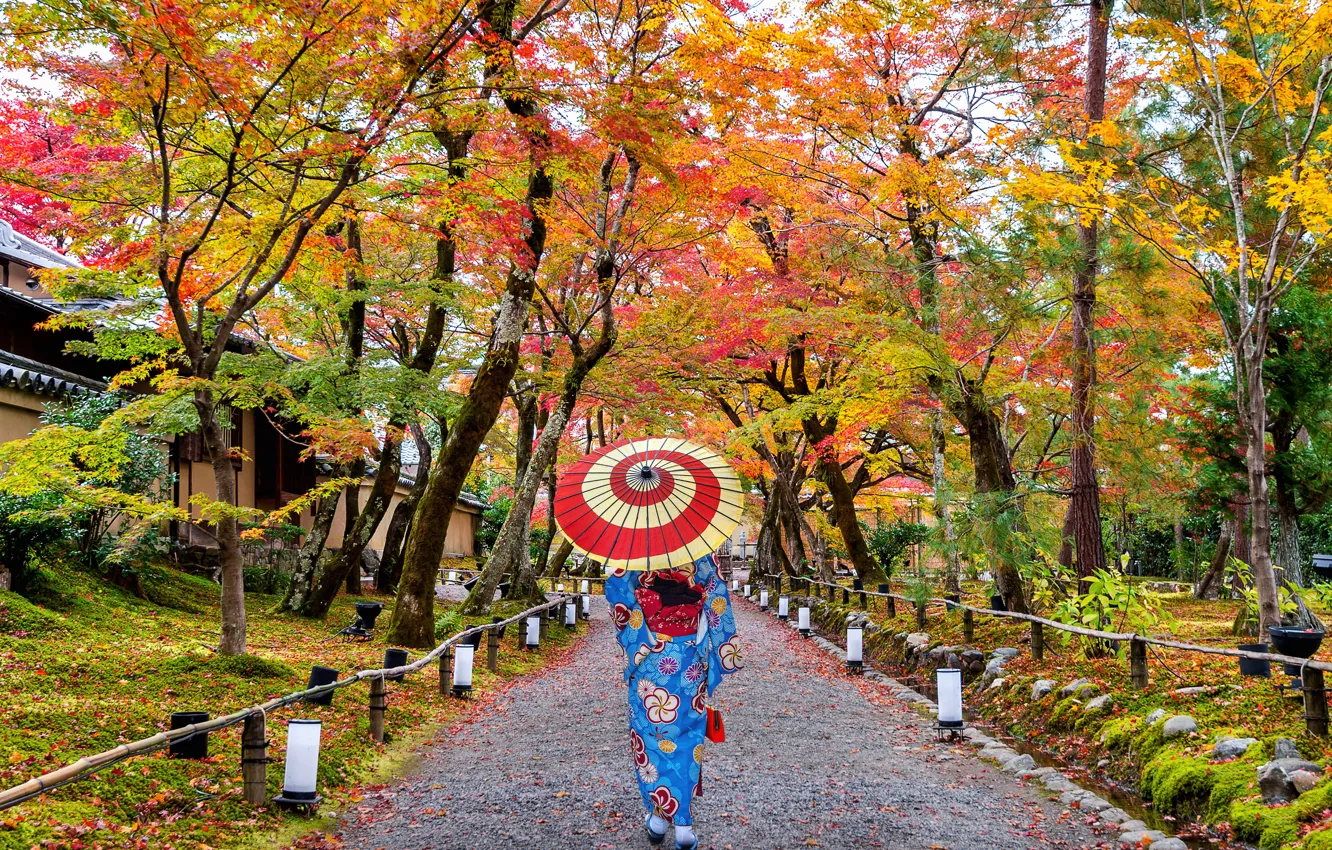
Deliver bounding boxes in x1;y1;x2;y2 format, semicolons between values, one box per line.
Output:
243;565;291;595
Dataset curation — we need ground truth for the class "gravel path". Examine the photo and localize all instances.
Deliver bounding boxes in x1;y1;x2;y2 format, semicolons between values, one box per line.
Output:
336;596;1115;850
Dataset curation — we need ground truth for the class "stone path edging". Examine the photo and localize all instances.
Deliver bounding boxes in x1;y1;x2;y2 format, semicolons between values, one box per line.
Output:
763;597;1189;850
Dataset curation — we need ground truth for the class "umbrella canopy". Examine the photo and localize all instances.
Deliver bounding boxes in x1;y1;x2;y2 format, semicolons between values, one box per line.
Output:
554;437;743;571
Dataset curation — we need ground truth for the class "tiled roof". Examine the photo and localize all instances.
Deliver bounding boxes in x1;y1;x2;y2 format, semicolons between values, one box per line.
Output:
0;219;82;271
0;347;105;399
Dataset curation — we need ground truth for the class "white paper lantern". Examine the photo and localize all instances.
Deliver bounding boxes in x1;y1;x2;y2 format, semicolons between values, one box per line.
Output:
730;580;738;591
743;583;751;597
759;590;769;610
557;583;564;592
447;570;457;583
778;596;790;619
452;644;475;695
525;615;541;648
564;600;577;626
581;594;591;617
580;580;590;594
937;667;964;728
797;606;811;636
846;625;864;673
279;719;322;803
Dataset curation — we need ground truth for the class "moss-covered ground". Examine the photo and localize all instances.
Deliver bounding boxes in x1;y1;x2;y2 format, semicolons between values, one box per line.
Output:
797;579;1332;849
0;560;581;850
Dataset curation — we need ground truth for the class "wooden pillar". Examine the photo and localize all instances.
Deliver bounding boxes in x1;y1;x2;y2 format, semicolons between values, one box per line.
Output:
517;617;527;648
842;586;850;605
1031;622;1044;661
774;574;783;596
241;712;267;805
887;594;896;618
487;629;500;673
1129;638;1148;690
369;676;387;743
1305;668;1329;737
539;611;549;643
915;601;926;629
963;608;974;643
440;648;452;694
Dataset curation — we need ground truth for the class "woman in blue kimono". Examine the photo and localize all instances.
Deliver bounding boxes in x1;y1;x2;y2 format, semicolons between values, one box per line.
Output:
604;554;741;850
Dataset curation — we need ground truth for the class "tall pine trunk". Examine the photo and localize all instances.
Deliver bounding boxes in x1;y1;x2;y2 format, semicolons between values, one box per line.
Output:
1064;0;1110;583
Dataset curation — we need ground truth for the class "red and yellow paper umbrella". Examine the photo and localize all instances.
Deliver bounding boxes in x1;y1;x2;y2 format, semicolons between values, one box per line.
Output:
553;437;743;571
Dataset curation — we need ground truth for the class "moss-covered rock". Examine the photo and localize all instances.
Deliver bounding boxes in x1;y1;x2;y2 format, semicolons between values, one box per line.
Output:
1101;715;1143;751
1133;715;1168;765
1049;696;1083;731
1227;800;1299;850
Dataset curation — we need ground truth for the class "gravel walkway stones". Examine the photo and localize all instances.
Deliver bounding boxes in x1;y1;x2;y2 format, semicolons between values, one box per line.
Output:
335;596;1116;850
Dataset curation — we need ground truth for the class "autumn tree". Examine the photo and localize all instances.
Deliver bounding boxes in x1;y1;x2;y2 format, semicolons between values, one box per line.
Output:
1126;0;1332;630
2;0;478;653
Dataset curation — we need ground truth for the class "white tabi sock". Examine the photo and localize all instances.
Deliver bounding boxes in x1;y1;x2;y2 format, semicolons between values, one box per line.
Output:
647;813;669;835
675;824;696;847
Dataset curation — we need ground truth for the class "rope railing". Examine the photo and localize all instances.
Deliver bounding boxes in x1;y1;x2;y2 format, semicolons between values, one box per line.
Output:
0;594;578;812
751;573;1332;736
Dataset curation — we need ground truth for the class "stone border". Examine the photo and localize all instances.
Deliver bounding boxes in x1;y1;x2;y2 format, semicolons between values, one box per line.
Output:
762;598;1188;850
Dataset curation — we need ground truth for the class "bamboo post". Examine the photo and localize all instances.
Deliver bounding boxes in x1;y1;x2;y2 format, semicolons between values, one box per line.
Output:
1305;668;1329;737
487;628;500;673
963;608;974;642
1130;638;1148;690
440;648;452;694
369;676;387;743
241;712;267;805
1031;622;1044;661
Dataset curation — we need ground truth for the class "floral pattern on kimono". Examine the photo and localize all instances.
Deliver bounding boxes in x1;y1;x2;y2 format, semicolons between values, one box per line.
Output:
605;554;740;826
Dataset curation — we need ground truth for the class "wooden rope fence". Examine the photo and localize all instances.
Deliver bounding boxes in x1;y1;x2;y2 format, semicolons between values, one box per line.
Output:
752;572;1332;737
0;594;578;812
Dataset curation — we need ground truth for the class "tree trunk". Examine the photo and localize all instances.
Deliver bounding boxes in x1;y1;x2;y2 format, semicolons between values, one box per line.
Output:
1194;519;1232;600
386;50;555;646
774;478;808;572
301;439;402;617
1242;357;1282;631
754;491;786;582
946;378;1030;613
343;473;363;595
931;413;963;593
377;427;431;592
545;537;575;578
387;275;543;646
1062;0;1110;583
1272;417;1303;586
278;485;343;613
1277;476;1303;587
462;358;596;615
196;391;246;655
535;462;557;575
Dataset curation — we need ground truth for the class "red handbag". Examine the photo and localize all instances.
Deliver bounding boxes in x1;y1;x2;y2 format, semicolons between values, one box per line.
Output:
706;706;725;743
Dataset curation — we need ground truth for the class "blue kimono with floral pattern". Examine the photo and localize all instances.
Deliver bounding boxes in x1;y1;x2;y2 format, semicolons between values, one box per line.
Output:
605;555;741;826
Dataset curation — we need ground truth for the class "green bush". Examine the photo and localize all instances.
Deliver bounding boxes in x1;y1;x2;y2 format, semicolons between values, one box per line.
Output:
242;565;291;595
